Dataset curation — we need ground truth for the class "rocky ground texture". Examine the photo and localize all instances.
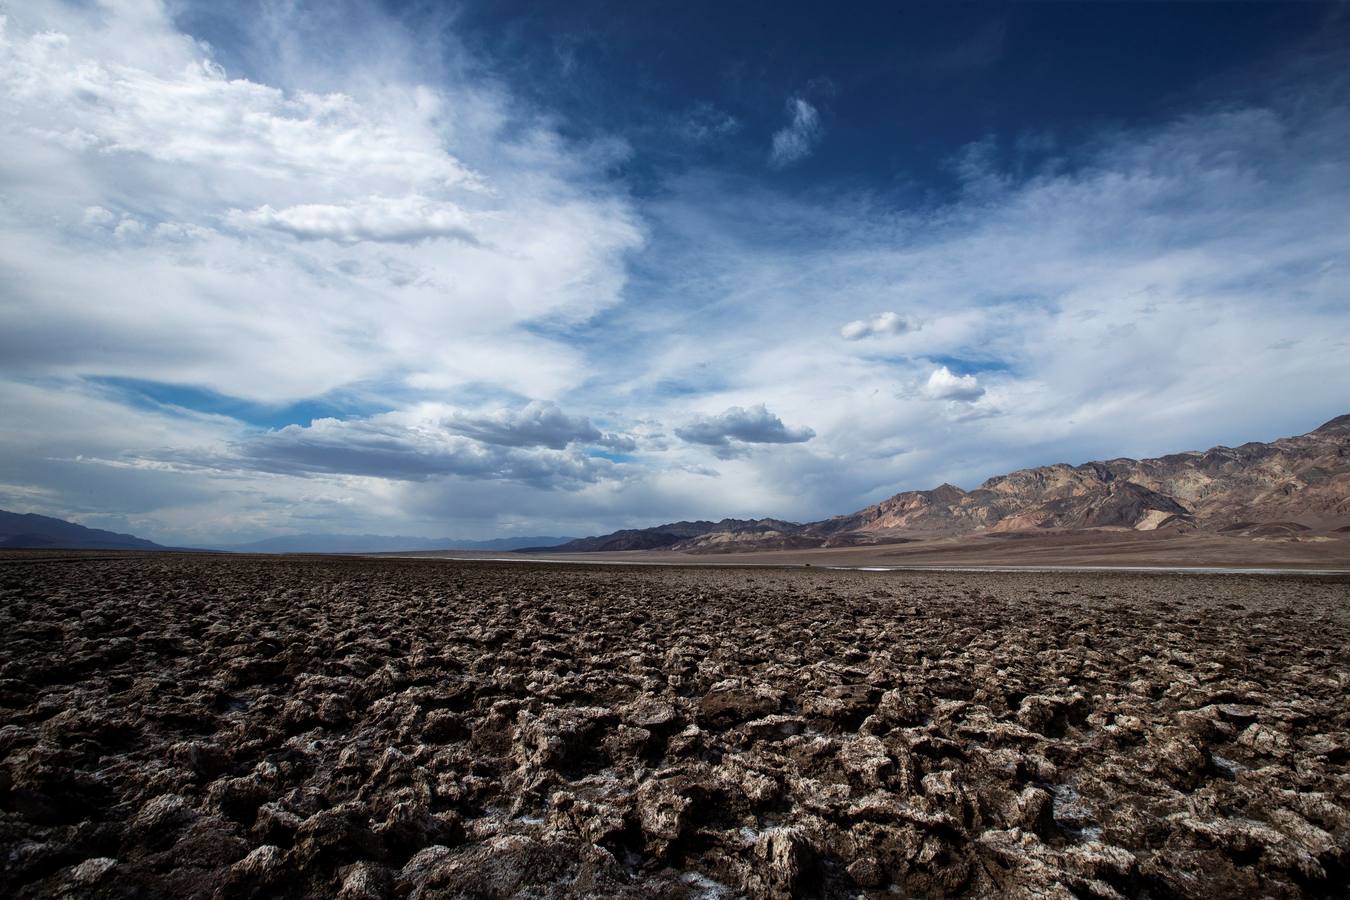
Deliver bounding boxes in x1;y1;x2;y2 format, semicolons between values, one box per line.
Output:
1;554;1348;898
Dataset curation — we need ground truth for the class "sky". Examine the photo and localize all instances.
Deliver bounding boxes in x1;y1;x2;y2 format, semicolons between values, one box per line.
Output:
1;0;1348;545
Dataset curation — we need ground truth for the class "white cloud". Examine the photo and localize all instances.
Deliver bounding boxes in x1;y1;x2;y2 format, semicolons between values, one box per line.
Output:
921;366;985;402
82;205;115;227
0;17;475;187
229;196;476;244
0;1;643;404
769;96;822;168
112;217;146;239
840;311;919;340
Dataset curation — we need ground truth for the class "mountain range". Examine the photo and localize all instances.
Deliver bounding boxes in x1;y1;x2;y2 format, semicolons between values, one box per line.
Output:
0;510;167;551
528;414;1350;554
5;415;1346;556
0;513;573;554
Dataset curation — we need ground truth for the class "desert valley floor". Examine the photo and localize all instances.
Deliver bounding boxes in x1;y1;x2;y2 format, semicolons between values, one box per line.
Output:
1;553;1347;898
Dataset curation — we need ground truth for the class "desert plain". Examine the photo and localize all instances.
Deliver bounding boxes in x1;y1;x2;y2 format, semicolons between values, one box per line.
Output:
1;551;1347;898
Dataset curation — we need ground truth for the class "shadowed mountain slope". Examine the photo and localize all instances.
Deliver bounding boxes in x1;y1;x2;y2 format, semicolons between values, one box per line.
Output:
0;510;166;550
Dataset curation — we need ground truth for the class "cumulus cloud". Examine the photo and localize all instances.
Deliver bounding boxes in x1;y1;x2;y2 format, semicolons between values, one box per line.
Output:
840;311;919;341
921;366;985;402
596;433;639;453
229;196;477;245
769;96;822;168
0;22;475;187
444;401;610;450
676;404;815;458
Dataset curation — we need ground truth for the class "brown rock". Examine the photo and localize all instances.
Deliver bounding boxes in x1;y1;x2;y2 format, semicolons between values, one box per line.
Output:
747;826;815;899
699;682;784;727
338;861;390;900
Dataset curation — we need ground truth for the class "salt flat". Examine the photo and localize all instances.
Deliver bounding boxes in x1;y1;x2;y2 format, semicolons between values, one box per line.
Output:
1;553;1347;897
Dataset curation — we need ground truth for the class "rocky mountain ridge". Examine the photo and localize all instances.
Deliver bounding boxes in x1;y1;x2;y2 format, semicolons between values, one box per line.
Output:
536;414;1350;554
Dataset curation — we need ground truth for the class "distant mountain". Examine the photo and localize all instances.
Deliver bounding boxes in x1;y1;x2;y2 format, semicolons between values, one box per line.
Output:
530;414;1350;553
521;519;813;553
9;415;1347;557
0;510;166;551
216;534;576;554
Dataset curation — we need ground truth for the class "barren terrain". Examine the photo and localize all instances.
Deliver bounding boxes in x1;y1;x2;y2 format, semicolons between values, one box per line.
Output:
2;553;1348;898
429;527;1350;571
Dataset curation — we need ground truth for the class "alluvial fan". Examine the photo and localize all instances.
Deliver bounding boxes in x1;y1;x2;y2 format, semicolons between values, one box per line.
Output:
1;554;1347;898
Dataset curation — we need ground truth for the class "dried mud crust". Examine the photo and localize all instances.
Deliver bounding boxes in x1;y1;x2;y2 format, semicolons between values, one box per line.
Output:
1;556;1347;899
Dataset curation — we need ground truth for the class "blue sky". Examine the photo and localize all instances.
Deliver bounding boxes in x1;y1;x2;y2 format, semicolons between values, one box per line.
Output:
1;0;1347;544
